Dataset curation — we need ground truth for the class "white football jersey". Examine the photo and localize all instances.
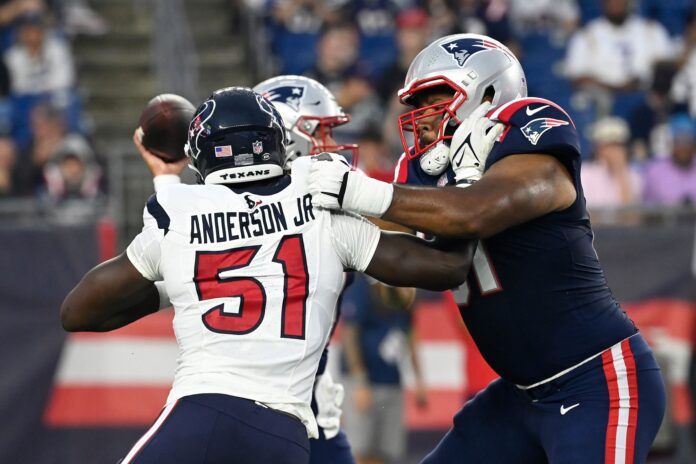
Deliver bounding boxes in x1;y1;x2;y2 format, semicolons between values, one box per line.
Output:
126;157;379;438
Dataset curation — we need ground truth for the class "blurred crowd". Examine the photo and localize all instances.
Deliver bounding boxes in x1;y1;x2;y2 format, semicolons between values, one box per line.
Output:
247;0;696;213
0;0;105;208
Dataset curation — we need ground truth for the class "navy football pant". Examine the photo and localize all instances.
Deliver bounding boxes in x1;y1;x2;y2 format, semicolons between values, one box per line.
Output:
422;334;666;463
309;429;355;464
120;394;310;464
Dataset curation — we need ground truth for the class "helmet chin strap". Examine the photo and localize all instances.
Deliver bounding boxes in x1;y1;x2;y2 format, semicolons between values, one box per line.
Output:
419;141;450;176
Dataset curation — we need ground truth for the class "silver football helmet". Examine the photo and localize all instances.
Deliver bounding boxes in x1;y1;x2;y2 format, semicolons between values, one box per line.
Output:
254;75;358;168
398;33;527;160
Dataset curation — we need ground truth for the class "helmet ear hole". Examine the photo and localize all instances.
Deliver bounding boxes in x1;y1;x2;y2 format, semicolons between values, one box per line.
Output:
483;85;496;103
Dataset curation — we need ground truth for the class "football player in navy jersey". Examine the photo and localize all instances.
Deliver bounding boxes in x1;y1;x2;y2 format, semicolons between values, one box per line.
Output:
308;33;666;464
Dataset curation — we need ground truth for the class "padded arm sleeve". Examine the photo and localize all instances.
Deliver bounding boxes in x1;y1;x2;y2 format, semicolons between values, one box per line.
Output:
329;211;381;272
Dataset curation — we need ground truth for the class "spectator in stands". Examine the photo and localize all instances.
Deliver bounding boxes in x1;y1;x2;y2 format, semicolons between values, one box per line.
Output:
0;135;16;196
332;71;383;144
307;21;383;141
565;0;672;92
672;14;696;117
421;0;512;45
0;0;42;24
268;0;339;74
42;133;100;201
581;116;642;208
343;0;401;79
341;275;427;464
376;8;430;102
455;0;513;45
643;114;696;205
4;13;74;96
420;0;457;40
507;0;578;37
640;0;694;38
0;0;44;49
308;21;361;93
14;101;65;194
61;0;108;36
628;62;677;159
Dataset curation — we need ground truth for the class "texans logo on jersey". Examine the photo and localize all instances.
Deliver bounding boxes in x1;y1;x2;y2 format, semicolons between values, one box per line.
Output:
520;118;569;145
263;86;305;112
441;37;506;67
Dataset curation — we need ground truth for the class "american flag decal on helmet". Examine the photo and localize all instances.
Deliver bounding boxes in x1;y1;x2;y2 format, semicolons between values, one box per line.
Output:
520;118;569;145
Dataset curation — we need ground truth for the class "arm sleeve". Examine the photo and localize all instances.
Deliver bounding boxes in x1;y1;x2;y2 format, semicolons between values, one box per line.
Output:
126;225;163;281
125;196;167;281
329;211;380;272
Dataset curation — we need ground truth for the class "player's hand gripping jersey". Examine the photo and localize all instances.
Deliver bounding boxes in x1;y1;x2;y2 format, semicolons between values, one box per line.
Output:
397;97;637;386
126;157;378;438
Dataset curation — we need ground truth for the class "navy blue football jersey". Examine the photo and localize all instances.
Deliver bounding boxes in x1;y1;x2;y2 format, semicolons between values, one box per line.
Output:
395;97;636;385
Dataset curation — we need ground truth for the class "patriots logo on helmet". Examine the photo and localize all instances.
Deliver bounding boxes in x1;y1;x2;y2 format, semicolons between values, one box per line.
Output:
520;118;569;145
263;86;305;111
441;38;505;67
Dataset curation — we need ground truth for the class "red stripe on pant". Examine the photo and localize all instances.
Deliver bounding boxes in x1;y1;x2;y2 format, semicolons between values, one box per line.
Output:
602;349;620;464
601;339;638;464
622;339;639;464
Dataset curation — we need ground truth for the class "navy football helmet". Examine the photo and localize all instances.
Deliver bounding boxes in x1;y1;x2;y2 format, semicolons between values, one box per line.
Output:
186;87;287;184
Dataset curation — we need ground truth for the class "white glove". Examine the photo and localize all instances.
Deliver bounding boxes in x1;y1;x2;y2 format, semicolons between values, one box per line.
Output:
307;153;394;217
448;102;504;186
314;372;345;439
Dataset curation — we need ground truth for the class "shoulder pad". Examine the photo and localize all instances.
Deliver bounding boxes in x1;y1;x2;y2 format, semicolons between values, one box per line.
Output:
484;97;581;170
145;193;171;234
489;97;575;127
488;98;575;147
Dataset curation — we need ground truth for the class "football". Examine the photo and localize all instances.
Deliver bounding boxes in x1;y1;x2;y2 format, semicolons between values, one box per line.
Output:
138;94;196;162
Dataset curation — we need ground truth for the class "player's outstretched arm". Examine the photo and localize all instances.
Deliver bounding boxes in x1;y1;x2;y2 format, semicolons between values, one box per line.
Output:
366;234;475;291
61;253;159;332
330;211;475;291
384;154;576;238
309;151;576;240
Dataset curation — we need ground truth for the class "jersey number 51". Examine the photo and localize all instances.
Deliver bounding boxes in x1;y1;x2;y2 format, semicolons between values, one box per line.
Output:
193;234;309;339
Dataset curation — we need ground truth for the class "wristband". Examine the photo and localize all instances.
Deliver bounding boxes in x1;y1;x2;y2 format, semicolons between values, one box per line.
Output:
339;171;394;217
453;166;481;186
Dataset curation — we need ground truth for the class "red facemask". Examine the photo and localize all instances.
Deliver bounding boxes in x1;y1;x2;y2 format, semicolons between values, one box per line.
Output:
397;76;468;159
297;114;359;167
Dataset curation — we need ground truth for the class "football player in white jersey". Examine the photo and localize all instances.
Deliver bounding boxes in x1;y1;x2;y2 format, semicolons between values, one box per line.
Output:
135;75;406;464
61;87;473;464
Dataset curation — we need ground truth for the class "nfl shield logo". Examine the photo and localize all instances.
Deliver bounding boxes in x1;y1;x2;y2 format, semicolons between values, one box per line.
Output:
252;140;263;155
